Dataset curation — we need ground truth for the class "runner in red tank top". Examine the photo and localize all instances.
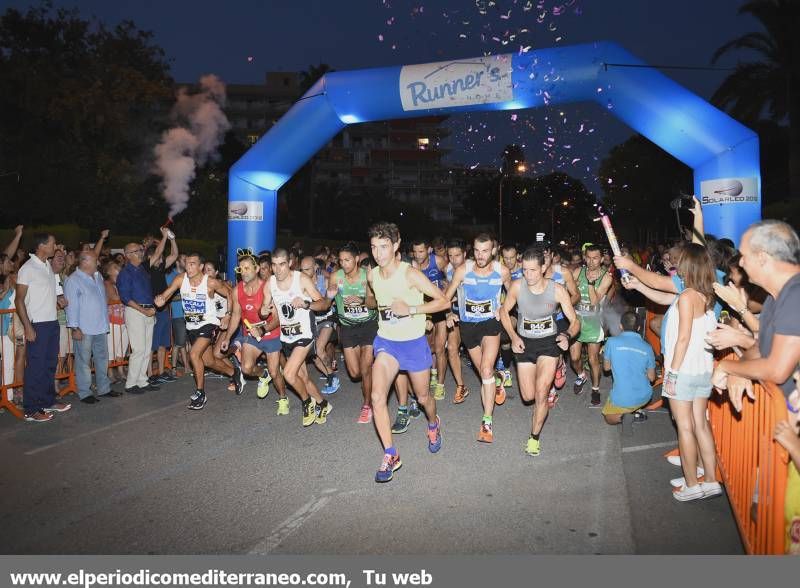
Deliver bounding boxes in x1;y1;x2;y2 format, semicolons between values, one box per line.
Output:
219;252;289;414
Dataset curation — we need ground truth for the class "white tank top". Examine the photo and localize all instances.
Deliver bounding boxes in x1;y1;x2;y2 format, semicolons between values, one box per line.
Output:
662;294;716;376
270;271;314;343
181;274;219;330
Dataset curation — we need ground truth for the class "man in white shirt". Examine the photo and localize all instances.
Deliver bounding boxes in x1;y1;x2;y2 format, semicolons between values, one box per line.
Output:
15;233;71;422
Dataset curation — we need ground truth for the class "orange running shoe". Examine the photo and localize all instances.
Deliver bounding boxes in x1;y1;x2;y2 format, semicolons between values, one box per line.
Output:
477;421;494;443
453;384;469;404
554;356;567;389
494;385;507;406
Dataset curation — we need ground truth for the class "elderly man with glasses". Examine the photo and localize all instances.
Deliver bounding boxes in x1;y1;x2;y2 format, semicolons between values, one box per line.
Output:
116;242;159;394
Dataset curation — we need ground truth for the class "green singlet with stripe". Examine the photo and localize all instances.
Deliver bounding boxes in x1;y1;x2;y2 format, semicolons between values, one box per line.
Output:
575;266;607;343
333;267;377;327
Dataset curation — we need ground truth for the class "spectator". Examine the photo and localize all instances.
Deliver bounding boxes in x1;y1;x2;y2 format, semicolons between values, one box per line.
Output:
601;310;656;425
51;249;70;390
662;243;720;502
711;220;800;410
15;233;71;422
65;250;119;403
102;261;128;384
146;227;178;385
3;225;23;268
117;242;159;394
773;367;799;554
1;272;19;399
257;253;272;282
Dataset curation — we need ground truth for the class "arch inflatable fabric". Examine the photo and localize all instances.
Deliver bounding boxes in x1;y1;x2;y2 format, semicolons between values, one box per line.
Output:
227;41;760;271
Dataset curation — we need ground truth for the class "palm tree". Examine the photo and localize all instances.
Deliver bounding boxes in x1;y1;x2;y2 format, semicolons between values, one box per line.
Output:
710;0;799;200
299;63;334;96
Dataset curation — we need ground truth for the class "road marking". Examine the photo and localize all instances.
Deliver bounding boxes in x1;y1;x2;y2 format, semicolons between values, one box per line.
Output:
24;399;187;456
622;440;677;454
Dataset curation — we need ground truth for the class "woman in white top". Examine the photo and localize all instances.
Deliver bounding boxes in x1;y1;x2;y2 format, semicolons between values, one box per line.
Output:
662;243;721;502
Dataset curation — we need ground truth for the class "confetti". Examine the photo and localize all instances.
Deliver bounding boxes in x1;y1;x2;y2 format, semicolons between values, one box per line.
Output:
378;34;384;41
510;114;517;121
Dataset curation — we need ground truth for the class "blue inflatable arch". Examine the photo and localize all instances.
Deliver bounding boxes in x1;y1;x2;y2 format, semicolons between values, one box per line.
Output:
227;41;760;271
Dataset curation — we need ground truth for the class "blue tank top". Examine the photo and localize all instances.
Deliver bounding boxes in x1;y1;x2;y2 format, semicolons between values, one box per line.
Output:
551;266;565;321
446;264;459;313
421;252;445;290
458;260;504;323
511;267;523;281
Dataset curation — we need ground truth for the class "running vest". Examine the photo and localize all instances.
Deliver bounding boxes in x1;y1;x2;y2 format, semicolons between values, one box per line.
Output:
458;260;504;323
510;266;524;281
420;252;445;290
550;264;566;320
314;271;335;324
236;280;279;340
270;271;314;343
371;262;425;341
333;267;377;327
445;263;459;313
214;292;228;318
516;279;560;339
180;274;219;331
576;266;607;315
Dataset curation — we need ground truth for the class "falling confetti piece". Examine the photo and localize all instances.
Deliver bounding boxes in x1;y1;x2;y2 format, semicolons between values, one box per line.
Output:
510;114;517;121
247;56;254;62
378;34;384;41
470;163;480;170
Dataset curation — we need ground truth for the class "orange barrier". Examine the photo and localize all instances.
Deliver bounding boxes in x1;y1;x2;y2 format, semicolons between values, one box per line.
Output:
708;352;789;554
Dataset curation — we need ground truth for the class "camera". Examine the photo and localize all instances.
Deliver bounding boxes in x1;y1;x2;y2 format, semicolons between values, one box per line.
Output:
669;193;694;211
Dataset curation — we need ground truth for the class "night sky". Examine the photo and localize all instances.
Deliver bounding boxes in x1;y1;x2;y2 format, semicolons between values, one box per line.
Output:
10;0;762;195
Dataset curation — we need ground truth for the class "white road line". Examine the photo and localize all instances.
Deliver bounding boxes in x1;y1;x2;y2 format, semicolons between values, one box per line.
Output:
24;399;187;456
249;489;342;555
621;440;677;454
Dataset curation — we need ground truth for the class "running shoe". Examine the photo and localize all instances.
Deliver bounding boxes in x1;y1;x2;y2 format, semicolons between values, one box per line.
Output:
547;388;559;408
357;404;372;424
670;475;706;489
43;402;71;413
494;385;506;406
24;410;53;423
188;390;207;411
573;373;588;395
315;400;332;424
375;452;402;483
590;390;601;406
700;481;723;499
502;369;513;388
453;384;469;404
409;397;421;419
477;421;493;443
554;356;567;389
632;410;648;422
433;383;445;401
524;437;540;456
257;375;271;399
276;397;290;416
391;408;410;434
302;398;317;427
160;373;178;383
673;484;704;502
322;375;341;395
232;362;245;395
427;415;442;453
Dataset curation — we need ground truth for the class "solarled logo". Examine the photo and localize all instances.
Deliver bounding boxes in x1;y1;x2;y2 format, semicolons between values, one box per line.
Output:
399;56;513;111
700;177;759;205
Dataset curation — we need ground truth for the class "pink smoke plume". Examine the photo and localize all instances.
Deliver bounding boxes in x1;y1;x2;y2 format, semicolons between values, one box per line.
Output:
154;74;231;219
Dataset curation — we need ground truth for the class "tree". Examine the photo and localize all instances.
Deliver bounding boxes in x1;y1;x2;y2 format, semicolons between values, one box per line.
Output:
710;0;800;200
299;63;334;96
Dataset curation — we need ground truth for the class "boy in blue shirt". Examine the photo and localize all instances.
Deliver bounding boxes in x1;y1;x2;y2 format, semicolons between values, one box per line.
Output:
602;311;656;425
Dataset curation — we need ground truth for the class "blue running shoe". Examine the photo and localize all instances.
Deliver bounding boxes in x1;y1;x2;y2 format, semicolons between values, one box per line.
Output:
427;416;442;453
322;375;340;395
375;452;402;483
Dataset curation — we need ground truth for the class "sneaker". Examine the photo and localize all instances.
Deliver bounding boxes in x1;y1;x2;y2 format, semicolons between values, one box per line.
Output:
573;374;587;395
24;410;54;422
590;390;601;406
302;398;317;427
322;375;340;395
453;384;469;404
502;369;513;388
433;382;445;401
670;474;706;489
315;400;332;424
700;481;723;498
408;397;421;419
547;388;559;408
632;410;648;422
672;484;704;502
276;397;290;416
232;363;245;395
427;416;442;453
160;372;177;383
391;409;410;434
524;437;541;456
477;421;493;443
43;402;71;413
375;452;402;483
256;376;271;399
667;454;682;467
188;390;207;410
554;357;566;389
494;385;506;406
357;404;372;424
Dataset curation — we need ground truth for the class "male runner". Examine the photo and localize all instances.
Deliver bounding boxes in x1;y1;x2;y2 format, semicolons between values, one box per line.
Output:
497;243;523;388
571;244;613;406
299;256;340;395
329;242;378;423
368;223;449;482
259;248;332;426
444;239;470;404
443;234;511;442
155;253;241;410
411;238;449;400
500;248;580;455
219;251;289;415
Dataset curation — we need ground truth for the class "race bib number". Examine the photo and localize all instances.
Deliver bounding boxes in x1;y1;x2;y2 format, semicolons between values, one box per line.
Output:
464;298;493;318
522;316;555;337
344;302;369;320
378;306;397;322
281;322;302;338
185;313;202;325
183;299;205;323
576;302;598;314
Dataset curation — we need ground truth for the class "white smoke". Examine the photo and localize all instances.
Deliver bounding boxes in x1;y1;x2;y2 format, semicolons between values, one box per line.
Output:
154;74;231;219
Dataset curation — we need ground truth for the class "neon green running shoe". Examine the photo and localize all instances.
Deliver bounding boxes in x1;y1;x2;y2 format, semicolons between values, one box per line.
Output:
257;375;271;399
524;437;541;456
275;397;289;416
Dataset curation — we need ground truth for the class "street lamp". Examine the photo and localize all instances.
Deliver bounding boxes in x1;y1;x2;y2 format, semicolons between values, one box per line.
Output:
551;199;569;241
498;163;527;243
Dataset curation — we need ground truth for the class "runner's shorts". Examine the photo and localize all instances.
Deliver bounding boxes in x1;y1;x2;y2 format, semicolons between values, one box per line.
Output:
459;319;502;350
514;335;560;364
187;323;219;345
236;334;281;354
282;338;316;358
430;310;447;324
373;334;432;372
340;320;378;349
